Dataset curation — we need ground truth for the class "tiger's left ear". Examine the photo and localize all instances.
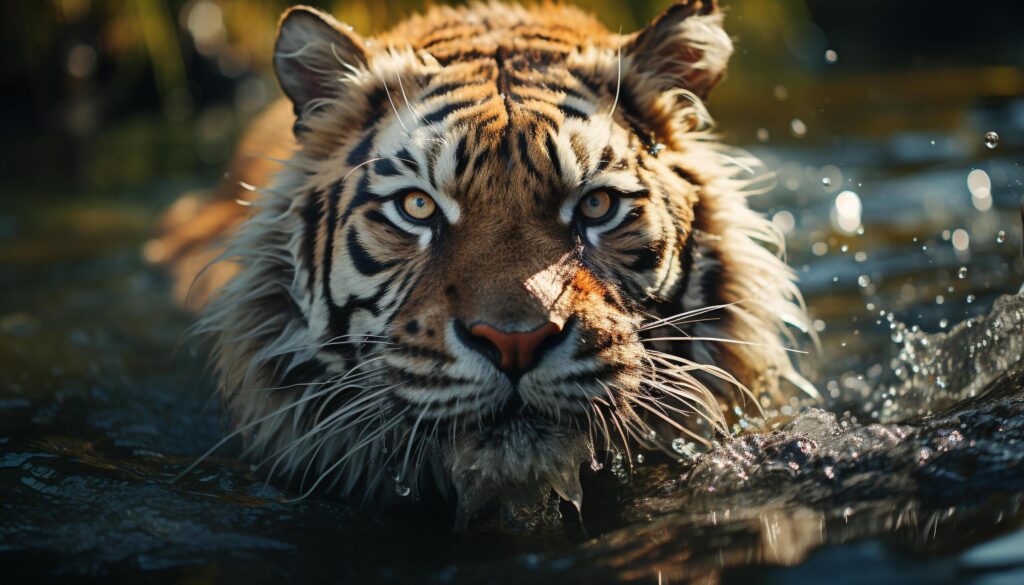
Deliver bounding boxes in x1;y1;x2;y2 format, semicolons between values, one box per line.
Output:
623;0;732;100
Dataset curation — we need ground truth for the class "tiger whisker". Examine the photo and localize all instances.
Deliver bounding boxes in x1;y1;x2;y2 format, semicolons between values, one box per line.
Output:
380;75;411;136
395;72;423;122
256;378;396;471
641;335;808;355
285;397;394;488
172;377;346;483
288;414;408;502
342;155;421;184
608;30;623;118
399;400;433;480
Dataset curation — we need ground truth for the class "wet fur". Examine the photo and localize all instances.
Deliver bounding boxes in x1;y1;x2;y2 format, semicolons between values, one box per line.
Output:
161;1;813;519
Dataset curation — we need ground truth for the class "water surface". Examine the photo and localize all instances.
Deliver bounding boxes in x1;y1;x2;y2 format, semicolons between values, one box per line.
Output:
2;93;1023;583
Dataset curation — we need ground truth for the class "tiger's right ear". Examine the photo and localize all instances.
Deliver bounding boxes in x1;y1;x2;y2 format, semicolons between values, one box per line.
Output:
273;6;368;115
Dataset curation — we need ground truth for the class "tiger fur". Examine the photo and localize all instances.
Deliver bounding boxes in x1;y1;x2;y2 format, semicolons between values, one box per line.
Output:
160;0;813;522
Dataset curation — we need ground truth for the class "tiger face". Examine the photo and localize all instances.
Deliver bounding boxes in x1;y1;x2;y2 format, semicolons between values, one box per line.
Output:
200;0;810;520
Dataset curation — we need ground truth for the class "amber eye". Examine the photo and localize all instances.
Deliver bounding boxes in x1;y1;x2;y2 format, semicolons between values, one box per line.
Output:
401;191;437;221
578;190;614;221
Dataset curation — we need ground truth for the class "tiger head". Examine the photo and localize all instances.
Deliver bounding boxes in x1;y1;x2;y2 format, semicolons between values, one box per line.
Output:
202;0;810;521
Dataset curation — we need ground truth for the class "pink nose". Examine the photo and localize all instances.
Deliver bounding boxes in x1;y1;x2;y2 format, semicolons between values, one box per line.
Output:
469;322;562;373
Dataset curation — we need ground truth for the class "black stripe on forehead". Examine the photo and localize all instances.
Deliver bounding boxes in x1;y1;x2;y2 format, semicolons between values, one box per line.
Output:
419;79;488;102
569;133;590;175
473;113;502;142
555;102;588;120
426;140;443;189
422;99;478;125
594;145;614;175
395;148;420;176
544;132;562;178
347;128;378;166
373;158;401;177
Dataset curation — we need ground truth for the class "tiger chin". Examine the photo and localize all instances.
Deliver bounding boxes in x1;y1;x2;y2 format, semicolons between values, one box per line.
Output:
158;0;814;526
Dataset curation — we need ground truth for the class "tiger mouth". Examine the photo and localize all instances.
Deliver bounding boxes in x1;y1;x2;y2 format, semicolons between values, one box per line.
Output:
481;391;582;433
415;385;589;440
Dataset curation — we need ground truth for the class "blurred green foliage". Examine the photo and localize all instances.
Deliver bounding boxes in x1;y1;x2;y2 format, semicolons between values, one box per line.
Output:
2;0;1020;194
0;1;821;191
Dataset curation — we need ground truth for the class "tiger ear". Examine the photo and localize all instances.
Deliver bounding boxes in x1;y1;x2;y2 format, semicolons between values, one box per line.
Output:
273;6;368;115
623;0;732;99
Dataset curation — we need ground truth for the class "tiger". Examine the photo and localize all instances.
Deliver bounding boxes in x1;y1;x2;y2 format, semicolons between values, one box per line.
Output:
157;0;814;523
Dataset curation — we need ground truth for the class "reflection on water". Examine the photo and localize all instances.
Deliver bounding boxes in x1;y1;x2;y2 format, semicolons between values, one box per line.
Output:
2;92;1024;582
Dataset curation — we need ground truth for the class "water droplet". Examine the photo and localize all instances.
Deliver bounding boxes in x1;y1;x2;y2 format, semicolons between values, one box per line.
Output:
858;275;871;288
395;482;411;497
939;318;949;328
967;294;976;304
952;229;970;252
984;131;999;149
790;118;807;138
996;230;1006;244
958;267;968;279
756;128;770;143
635;454;645;464
834;190;862;234
821;177;832;186
772;210;796;234
672;438;686;453
824;49;838;64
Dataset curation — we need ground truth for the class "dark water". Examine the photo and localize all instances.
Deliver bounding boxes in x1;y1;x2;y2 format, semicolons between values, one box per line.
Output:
2;96;1023;583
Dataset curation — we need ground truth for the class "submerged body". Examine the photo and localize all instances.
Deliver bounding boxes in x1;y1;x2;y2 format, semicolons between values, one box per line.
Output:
160;0;811;521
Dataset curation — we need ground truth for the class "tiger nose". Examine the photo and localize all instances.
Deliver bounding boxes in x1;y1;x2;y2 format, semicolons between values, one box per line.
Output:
468;322;562;374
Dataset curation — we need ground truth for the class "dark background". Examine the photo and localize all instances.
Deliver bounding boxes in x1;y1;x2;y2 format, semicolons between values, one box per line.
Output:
2;0;1022;195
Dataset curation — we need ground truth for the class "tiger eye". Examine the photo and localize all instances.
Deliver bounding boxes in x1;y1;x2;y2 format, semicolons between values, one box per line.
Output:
579;190;613;220
402;191;437;221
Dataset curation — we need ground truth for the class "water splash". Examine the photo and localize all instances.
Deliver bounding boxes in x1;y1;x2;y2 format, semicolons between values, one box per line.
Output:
871;293;1024;421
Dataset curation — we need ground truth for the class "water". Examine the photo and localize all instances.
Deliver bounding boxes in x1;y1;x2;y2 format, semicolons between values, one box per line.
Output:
2;100;1023;582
